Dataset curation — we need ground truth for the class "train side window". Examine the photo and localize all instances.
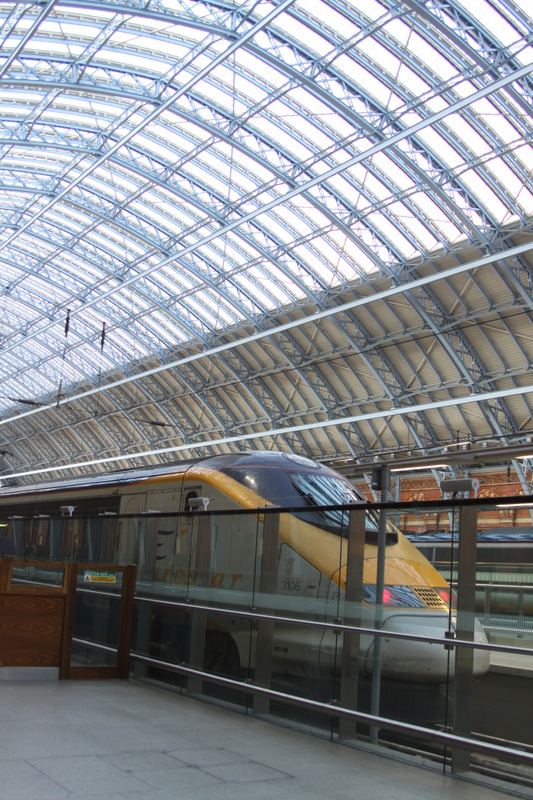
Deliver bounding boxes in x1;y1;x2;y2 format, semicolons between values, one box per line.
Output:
0;518;16;555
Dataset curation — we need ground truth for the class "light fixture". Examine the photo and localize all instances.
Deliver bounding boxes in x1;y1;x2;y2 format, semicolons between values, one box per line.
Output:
496;502;533;509
440;478;475;494
391;464;449;473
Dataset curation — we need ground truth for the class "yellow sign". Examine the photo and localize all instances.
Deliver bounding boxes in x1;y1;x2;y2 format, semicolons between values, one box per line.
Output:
83;570;117;583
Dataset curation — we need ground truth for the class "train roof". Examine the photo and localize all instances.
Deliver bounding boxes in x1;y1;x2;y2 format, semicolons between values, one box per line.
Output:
0;461;191;498
0;450;343;499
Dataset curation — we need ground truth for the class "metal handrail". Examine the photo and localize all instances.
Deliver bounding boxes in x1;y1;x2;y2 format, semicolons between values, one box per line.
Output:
130;593;533;657
130;649;533;767
68;634;533;768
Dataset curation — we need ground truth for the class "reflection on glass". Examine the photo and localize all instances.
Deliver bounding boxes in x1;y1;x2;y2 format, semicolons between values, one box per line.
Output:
70;590;121;667
10;564;64;588
5;484;532;790
134;512;262;609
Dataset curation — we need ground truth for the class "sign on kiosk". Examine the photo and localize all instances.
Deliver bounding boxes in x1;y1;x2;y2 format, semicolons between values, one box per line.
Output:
83;570;117;583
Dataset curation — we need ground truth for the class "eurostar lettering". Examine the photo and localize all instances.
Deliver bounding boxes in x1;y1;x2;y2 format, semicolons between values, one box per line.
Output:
154;567;243;589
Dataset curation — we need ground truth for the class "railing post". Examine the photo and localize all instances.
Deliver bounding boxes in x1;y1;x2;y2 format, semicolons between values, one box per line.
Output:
117;564;136;679
254;509;279;716
452;503;477;774
370;465;389;744
0;556;11;592
339;507;365;741
59;562;77;679
187;512;210;695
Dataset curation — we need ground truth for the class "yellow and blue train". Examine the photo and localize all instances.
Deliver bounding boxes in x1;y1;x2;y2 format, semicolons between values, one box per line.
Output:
0;450;489;682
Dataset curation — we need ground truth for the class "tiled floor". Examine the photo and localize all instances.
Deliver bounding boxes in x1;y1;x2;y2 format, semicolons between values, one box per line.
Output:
0;678;526;800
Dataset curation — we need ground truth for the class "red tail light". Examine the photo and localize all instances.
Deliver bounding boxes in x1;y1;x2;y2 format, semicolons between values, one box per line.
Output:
436;588;450;604
435;587;456;608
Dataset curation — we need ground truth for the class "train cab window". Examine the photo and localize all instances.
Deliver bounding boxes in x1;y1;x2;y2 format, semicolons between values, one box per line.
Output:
289;472;359;535
218;460;374;539
213;454;399;544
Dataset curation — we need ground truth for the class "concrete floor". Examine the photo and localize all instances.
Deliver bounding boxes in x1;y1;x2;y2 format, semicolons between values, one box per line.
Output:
0;678;528;800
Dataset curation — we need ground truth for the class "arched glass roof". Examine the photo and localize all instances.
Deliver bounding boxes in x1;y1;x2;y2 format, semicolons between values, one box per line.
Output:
0;0;532;483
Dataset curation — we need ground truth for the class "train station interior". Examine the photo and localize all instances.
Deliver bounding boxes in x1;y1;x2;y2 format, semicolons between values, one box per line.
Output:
0;0;532;797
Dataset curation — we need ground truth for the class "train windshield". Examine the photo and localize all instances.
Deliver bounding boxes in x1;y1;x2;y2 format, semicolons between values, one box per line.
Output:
289;471;378;536
212;453;374;537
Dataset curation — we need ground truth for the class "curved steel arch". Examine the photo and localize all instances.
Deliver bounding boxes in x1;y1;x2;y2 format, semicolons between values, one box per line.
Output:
0;4;512;268
0;0;532;479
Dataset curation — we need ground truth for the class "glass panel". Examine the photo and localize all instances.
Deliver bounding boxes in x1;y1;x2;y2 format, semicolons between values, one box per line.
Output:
70;570;123;667
397;498;533;778
135;510;263;602
4;492;533;789
85;516;120;563
17;516;51;559
269;617;340;723
455;502;533;777
131;513;190;685
49;518;66;560
0;516;22;555
249;510;344;728
131;510;260;698
10;562;65;588
121;500;533;789
45;517;90;561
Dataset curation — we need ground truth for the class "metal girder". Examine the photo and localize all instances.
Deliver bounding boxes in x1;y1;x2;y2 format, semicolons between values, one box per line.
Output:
0;0;532;478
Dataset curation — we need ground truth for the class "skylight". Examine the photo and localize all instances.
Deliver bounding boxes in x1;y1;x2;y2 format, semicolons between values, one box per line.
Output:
0;0;531;418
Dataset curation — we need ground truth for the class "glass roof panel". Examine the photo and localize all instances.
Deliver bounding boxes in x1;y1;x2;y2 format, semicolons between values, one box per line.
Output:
0;0;531;456
453;0;525;47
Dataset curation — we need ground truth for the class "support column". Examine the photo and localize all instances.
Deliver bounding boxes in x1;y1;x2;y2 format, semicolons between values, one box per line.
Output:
370;465;389;745
187;512;211;695
254;510;279;716
452;503;477;774
339;507;366;741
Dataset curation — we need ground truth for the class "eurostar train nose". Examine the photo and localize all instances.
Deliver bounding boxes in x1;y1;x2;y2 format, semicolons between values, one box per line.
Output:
363;612;490;682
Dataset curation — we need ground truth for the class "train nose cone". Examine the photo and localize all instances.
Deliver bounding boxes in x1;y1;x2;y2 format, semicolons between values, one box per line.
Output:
363;613;490;682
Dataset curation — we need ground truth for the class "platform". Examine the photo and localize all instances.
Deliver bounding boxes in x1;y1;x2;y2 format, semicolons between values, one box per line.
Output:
0;678;528;800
